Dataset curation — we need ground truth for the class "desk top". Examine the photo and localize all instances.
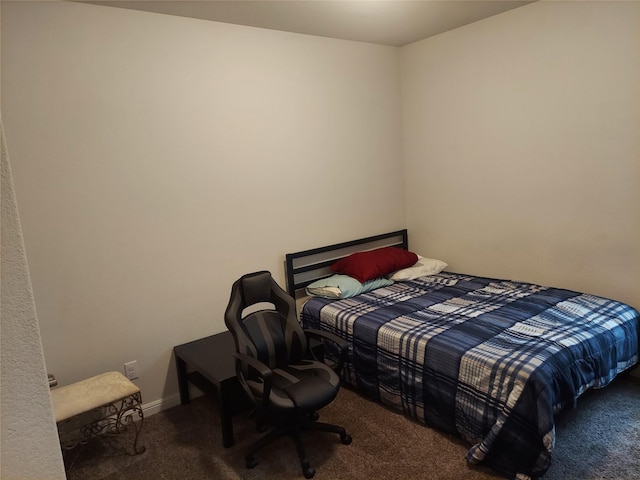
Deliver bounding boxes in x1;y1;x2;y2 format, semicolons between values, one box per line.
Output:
174;330;236;383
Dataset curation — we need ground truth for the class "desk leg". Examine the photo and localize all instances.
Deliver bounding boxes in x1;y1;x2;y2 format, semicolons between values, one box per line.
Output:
218;384;235;448
175;356;190;405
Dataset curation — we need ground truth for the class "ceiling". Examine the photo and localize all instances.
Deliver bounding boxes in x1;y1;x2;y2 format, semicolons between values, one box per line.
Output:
82;1;535;47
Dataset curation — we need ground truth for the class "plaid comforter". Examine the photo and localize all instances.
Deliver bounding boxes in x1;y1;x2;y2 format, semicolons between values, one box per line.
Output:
300;273;639;479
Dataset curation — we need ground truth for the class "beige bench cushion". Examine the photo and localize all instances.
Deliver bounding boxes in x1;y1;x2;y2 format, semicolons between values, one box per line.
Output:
51;371;140;423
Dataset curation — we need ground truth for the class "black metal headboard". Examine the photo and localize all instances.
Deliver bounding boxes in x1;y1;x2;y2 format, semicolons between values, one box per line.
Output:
285;229;408;296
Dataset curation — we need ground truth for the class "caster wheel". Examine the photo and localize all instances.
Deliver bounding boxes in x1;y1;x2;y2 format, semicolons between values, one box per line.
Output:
340;433;352;445
246;456;258;469
303;466;316;479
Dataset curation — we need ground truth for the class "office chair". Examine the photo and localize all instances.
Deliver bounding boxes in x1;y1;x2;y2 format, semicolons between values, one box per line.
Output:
224;271;351;479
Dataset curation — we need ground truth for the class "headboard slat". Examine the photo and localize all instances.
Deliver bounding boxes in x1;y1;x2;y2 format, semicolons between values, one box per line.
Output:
285;229;408;295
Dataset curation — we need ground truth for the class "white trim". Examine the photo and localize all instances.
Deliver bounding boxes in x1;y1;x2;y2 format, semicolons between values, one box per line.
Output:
141;392;182;417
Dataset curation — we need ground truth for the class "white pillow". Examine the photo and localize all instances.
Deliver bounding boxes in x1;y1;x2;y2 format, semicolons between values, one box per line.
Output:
388;255;448;281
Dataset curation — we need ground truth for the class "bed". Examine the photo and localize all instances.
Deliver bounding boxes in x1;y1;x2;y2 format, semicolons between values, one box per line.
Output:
285;230;639;480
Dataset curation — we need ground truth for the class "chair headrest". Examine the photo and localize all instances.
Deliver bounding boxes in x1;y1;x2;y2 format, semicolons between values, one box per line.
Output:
241;271;273;306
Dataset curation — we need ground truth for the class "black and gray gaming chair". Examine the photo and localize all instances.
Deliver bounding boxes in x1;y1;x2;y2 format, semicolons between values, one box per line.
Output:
224;271;351;479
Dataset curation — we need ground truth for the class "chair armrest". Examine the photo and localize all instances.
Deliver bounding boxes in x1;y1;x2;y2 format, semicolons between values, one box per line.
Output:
233;352;272;408
303;329;348;374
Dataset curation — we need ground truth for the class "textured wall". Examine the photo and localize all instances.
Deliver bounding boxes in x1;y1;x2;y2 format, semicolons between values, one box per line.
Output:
1;123;66;479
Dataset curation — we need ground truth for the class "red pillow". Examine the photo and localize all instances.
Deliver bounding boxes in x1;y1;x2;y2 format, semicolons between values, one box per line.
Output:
331;247;418;283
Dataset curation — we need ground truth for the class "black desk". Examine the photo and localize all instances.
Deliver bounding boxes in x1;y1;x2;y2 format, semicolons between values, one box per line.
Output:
173;331;246;448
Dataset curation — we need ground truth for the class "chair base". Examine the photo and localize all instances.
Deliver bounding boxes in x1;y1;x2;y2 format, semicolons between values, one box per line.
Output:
245;415;351;479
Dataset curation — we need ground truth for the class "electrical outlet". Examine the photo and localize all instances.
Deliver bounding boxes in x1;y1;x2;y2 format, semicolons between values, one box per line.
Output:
124;360;139;380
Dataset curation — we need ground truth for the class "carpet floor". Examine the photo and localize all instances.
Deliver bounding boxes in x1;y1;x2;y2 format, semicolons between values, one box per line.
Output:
63;373;640;480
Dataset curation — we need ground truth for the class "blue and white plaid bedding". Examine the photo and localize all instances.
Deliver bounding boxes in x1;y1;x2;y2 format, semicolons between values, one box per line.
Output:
300;272;639;479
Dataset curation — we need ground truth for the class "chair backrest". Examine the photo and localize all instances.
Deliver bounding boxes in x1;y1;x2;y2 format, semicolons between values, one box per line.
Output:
224;271;308;370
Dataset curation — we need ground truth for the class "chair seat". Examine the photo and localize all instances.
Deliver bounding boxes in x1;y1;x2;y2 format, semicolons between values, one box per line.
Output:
275;373;338;411
249;361;339;410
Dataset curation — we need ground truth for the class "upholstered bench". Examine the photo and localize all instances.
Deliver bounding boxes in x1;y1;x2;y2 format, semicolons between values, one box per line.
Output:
51;371;145;455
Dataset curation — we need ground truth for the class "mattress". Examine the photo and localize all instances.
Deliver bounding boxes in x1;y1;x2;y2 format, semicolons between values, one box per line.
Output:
300;272;639;479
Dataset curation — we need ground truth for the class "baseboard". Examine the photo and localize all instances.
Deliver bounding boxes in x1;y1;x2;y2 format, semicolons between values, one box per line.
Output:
141;392;182;417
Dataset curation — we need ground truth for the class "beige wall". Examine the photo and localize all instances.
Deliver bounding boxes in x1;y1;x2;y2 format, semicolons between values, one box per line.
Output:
2;0;404;409
402;0;640;308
